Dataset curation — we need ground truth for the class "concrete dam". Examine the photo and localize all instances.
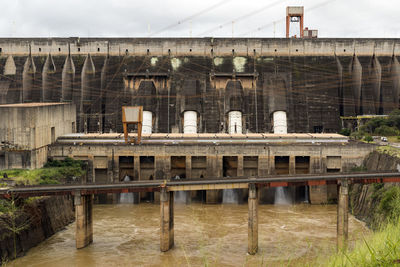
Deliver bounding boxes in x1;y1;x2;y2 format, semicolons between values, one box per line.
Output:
1;38;400;134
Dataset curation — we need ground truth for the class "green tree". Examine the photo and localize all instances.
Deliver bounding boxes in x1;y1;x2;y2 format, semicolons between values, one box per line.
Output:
0;195;32;259
364;135;373;143
388;109;400;129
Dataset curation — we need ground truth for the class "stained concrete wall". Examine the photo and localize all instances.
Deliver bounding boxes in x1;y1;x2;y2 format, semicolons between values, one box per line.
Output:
1;38;399;134
0;103;76;169
48;137;374;203
49;140;374;181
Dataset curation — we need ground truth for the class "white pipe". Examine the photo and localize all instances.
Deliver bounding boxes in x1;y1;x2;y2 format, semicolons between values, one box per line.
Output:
228;111;242;134
142;111;152;134
184;111;197;133
273;111;287;134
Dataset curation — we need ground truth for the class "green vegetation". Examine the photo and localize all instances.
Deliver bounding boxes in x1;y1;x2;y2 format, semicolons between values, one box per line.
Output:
364;134;373;143
346;109;400;141
0;196;33;260
325;184;400;266
327;220;400;267
1;158;86;186
350;165;368;172
376;145;400;158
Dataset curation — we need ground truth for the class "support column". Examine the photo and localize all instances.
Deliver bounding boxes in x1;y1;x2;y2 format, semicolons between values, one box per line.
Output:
237;155;244;177
337;179;349;251
248;183;258;255
160;187;174;252
75;192;93;249
289;155;295;175
87;155;94;183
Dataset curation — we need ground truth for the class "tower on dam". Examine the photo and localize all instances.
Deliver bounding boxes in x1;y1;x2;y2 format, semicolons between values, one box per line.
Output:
0;37;399;134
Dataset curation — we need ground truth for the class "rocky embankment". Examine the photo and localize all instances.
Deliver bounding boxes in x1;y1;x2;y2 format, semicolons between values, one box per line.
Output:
350;149;400;229
0;196;74;264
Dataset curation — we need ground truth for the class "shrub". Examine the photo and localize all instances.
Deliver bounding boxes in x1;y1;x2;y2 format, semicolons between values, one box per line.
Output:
374;125;399;136
339;128;351;136
364;135;373;143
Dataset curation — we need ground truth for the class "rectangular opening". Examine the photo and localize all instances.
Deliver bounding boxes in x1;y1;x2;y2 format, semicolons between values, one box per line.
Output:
314;125;323;133
95;169;108;184
0;154;5;169
244;156;258;177
275;156;289;175
51;127;55;143
72;122;75;133
223;156;238;177
140;156;155;180
295;156;310;174
327;156;341;172
119;156;134;181
192;156;207;178
171;156;186;179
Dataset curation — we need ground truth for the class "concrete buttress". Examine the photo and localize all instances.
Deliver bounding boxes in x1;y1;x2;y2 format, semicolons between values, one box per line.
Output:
74;192;93;249
160;187;174;252
248;183;258;255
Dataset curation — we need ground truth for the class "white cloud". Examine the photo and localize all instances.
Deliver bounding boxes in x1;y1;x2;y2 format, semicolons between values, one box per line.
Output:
0;0;398;38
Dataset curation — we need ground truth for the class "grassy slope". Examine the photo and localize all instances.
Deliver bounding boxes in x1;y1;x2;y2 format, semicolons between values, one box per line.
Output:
325;147;400;266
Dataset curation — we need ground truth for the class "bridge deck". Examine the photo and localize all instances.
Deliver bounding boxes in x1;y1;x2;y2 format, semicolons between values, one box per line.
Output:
1;172;400;197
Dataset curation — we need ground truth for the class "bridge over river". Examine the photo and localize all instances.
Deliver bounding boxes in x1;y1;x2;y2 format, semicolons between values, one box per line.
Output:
1;172;400;255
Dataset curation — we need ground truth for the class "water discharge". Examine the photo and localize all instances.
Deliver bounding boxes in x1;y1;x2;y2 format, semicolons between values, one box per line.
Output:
274;186;292;205
222;189;239;204
119;176;134;204
174;191;189;203
7;204;369;267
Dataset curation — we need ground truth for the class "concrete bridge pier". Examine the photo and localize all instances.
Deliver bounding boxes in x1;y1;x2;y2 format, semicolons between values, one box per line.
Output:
248;183;258;255
160;186;174;252
74;191;93;249
337;179;349;251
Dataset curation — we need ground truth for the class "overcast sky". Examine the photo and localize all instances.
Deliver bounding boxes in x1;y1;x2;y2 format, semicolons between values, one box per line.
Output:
0;0;399;38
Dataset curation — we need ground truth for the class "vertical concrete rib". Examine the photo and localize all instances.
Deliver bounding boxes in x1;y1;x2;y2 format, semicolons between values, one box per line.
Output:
80;54;96;132
392;57;400;110
75;192;93;249
351;56;362;114
371;56;382;113
42;54;56;102
22;55;36;102
248;183;258;255
61;54;75;101
160;187;174;252
337;179;349;251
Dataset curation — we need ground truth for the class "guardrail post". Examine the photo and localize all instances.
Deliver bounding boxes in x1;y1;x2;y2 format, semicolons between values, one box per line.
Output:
337;179;348;251
160;186;174;252
74;190;93;249
248;183;258;255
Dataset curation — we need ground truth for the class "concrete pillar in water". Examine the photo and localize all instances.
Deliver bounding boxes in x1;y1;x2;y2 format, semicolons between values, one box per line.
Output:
74;192;93;249
337;179;349;251
160;187;174;252
248;183;258;255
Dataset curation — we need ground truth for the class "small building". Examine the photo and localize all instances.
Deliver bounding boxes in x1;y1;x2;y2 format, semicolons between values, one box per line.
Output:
0;102;76;169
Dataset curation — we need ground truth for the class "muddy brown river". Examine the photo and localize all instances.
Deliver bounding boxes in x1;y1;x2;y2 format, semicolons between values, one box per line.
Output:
8;203;369;267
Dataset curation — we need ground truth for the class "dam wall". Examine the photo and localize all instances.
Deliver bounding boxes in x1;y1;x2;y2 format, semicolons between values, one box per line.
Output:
1;38;399;134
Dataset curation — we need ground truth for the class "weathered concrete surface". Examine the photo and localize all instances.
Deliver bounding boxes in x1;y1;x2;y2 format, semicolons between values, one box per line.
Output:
75;193;93;249
248;184;258;255
0;103;76;169
0;196;74;264
337;179;349;250
1;38;399;134
350;150;400;229
49;133;375;203
160;187;174;252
